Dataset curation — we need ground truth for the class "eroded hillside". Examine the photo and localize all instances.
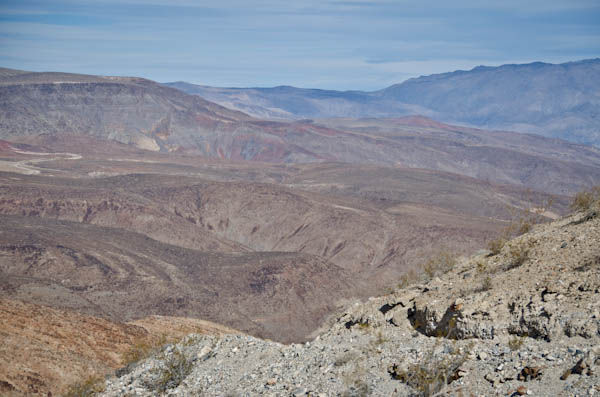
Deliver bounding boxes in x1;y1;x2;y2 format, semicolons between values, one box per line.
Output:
0;214;354;343
99;197;600;396
0;298;238;397
0;131;594;396
0;138;573;344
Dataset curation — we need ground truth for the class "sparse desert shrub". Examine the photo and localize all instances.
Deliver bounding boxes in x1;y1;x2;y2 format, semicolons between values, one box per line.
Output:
516;218;533;235
474;276;493;293
398;268;418;289
507;239;533;269
388;343;469;397
508;336;525;351
571;191;594;212
373;329;388;346
487;236;506;256
420;250;457;280
571;186;600;212
422;261;436;279
487;193;554;254
121;340;153;366
475;259;487;274
64;375;105;397
364;329;389;354
148;349;194;393
335;351;360;367
341;365;370;397
121;334;168;367
508;193;554;236
358;321;370;331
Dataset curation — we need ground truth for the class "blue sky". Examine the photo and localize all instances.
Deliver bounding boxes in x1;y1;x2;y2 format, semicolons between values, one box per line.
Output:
1;0;599;90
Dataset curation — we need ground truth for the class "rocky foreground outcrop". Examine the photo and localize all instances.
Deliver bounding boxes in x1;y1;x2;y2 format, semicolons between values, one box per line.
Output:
100;202;600;396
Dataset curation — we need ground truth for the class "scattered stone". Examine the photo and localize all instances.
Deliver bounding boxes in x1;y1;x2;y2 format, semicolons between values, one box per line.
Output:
456;368;468;378
198;345;211;359
571;352;596;376
485;372;501;386
292;387;307;396
451;298;464;311
518;366;543;381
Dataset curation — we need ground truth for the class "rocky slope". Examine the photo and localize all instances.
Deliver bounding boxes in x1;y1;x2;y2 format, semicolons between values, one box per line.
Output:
100;200;600;396
0;298;238;397
168;58;600;147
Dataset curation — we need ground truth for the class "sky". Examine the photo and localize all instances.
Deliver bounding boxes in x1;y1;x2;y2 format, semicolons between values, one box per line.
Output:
0;0;599;90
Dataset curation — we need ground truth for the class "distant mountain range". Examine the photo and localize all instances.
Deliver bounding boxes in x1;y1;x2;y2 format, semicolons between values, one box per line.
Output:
2;66;600;194
166;58;600;147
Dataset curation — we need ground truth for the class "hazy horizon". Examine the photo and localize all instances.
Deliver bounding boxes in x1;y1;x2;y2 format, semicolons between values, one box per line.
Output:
1;0;599;90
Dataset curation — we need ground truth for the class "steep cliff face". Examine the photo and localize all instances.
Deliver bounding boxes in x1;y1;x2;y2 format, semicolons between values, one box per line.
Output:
0;73;251;152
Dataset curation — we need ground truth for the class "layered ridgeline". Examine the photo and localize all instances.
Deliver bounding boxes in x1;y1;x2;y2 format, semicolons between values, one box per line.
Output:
0;67;253;153
99;196;600;397
168;58;600;147
2;67;600;195
2;141;557;344
0;121;581;396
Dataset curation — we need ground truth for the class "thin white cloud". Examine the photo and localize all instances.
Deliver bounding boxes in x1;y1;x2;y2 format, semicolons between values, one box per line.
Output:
1;0;598;90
